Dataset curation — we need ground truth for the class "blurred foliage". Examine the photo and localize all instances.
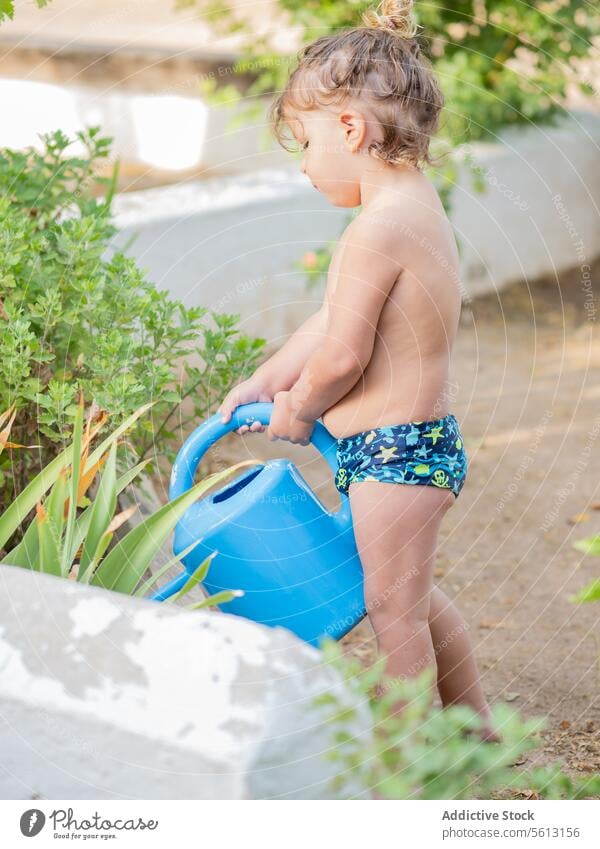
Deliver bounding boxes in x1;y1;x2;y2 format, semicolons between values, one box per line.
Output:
317;638;600;799
571;533;600;603
177;0;598;146
0;0;50;24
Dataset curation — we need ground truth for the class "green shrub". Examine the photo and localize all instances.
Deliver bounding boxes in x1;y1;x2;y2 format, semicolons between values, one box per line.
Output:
316;639;600;800
0;128;266;543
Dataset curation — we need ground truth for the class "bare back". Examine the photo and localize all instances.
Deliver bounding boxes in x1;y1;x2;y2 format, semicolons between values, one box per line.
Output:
321;173;462;439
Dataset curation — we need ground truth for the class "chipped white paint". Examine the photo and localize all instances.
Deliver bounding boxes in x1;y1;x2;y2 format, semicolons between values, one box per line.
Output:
69;596;122;640
0;564;372;799
0;628;70;705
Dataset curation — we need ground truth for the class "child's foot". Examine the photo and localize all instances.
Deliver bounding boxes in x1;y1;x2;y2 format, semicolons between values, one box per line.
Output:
479;722;502;744
469;709;501;743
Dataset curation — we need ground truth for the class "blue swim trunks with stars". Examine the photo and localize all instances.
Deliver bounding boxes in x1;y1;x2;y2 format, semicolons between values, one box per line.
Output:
333;413;468;498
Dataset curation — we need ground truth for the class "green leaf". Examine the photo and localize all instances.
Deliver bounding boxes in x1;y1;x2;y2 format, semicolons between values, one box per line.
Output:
185;589;243;610
570;579;600;604
164;551;217;604
65;458;150;569
60;393;84;576
79;529;114;583
573;535;600;558
0;401;154;551
0;1;15;23
43;467;68;557
35;506;61;576
79;441;117;573
132;536;208;597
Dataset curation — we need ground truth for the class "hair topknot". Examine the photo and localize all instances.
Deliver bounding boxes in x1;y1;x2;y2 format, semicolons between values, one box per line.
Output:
361;0;419;40
269;0;444;171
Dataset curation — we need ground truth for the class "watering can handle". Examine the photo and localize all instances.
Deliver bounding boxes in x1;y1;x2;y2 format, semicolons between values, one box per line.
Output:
169;402;349;517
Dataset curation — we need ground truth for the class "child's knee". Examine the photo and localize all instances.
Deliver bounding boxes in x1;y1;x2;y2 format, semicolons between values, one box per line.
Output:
367;591;431;632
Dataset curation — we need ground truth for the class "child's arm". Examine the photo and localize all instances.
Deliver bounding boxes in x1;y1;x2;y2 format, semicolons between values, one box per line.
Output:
284;215;402;424
218;305;328;428
253;304;329;394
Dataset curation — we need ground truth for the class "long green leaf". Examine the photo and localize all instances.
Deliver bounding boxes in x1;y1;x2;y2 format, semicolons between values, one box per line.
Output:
79;530;113;584
1;516;40;569
0;446;76;552
165;551;218;604
36;508;61;576
66;453;148;570
45;468;67;545
0;401;155;551
79;441;117;572
4;457;151;571
82;401;154;477
91;464;248;595
60;396;84;576
132;537;207;598
185;589;243;611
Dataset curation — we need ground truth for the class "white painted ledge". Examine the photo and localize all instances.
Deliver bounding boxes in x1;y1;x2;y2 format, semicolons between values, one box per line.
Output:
451;109;600;298
0;565;371;800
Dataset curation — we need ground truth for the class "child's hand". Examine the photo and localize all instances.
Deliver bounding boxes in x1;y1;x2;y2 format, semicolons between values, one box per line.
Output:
217;375;274;435
267;391;315;445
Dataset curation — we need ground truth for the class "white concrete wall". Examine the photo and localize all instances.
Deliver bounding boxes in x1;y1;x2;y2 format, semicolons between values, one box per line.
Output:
0;565;372;800
111;167;342;343
451;109;600;299
110;109;600;343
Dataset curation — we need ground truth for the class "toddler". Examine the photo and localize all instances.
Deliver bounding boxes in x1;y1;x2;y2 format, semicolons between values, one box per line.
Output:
218;0;495;738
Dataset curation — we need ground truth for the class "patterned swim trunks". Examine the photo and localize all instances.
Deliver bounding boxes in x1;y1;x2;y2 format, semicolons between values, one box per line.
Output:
334;413;468;498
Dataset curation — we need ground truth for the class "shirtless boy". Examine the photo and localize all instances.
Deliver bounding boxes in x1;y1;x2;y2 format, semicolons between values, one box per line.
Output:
218;0;495;738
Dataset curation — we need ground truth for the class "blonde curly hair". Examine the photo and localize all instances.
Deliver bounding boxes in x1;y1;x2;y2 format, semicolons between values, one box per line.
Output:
269;0;444;171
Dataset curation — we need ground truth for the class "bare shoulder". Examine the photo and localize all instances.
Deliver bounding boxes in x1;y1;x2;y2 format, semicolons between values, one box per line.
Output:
338;205;402;255
347;175;450;260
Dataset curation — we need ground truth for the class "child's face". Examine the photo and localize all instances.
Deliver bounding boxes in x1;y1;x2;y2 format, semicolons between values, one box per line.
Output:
286;105;372;208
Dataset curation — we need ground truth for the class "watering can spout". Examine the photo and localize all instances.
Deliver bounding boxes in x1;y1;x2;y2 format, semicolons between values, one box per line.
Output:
162;402;367;648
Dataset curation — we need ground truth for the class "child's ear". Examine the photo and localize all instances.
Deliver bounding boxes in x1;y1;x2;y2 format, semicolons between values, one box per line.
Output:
339;111;366;153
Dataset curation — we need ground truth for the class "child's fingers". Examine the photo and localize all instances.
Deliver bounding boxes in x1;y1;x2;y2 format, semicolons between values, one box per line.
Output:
219;394;240;423
219;404;234;423
219;386;271;428
235;422;264;435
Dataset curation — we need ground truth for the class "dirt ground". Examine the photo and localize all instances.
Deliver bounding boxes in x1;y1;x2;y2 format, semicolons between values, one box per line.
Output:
174;259;600;780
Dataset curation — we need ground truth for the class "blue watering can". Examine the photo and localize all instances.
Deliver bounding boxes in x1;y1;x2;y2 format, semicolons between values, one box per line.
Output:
152;402;367;648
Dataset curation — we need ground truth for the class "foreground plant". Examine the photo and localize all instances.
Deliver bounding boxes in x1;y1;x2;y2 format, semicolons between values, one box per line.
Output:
571;533;600;604
315;639;600;800
0;395;249;609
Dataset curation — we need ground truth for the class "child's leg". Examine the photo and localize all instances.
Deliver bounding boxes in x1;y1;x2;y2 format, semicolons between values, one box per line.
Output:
429;585;495;734
348;480;493;730
348;480;453;698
